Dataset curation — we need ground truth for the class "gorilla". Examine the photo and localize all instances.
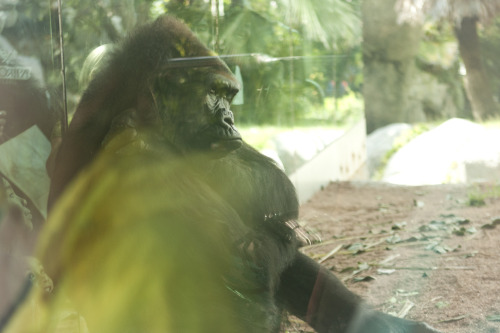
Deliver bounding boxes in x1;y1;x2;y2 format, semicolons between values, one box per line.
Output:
4;15;441;333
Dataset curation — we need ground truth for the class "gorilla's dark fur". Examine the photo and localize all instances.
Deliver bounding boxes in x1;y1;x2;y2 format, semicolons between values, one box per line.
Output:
48;15;240;209
19;15;440;333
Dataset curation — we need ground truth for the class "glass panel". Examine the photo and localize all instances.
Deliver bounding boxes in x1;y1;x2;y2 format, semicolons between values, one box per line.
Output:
0;0;364;319
0;0;62;318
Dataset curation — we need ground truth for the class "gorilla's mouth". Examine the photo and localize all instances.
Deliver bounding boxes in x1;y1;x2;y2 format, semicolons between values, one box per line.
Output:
188;135;242;156
192;124;242;156
210;137;242;154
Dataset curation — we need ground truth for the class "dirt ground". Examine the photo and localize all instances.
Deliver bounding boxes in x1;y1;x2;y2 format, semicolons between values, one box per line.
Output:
289;181;500;333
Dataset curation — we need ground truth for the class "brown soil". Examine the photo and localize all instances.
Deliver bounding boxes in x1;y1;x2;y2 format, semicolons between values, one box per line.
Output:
291;181;500;333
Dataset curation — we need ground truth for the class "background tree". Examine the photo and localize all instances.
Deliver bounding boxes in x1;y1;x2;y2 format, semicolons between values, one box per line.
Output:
396;0;500;121
480;16;500;109
362;0;424;133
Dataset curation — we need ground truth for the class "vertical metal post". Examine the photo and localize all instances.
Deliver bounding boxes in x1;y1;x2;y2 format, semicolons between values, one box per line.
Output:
288;6;294;127
214;0;220;53
57;0;68;134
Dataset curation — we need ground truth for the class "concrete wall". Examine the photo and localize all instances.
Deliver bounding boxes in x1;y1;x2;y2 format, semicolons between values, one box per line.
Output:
290;119;368;204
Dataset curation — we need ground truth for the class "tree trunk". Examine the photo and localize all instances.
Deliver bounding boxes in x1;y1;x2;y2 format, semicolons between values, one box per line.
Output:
455;17;498;121
362;0;424;133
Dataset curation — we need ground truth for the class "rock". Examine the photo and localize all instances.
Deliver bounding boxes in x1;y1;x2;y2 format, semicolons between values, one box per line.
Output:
382;118;500;185
460;128;500;183
366;123;412;178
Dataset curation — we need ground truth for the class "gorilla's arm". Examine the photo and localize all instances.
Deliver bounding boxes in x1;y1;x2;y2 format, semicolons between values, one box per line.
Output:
208;143;440;333
277;252;359;332
277;253;441;333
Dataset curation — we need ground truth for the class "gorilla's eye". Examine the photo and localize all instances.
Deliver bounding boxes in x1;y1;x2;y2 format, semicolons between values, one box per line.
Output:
27;272;36;282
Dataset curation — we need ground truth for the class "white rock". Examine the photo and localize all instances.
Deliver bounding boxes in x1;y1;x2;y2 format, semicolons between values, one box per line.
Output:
367;123;412;177
460;128;500;183
382;118;492;185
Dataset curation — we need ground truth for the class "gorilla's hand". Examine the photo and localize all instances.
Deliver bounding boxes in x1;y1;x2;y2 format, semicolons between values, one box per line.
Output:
349;310;442;333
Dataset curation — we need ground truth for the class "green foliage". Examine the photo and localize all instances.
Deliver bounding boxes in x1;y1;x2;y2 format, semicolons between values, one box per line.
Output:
294;91;364;126
418;22;458;69
61;0;153;93
325;92;364;125
157;0;362;125
279;0;361;48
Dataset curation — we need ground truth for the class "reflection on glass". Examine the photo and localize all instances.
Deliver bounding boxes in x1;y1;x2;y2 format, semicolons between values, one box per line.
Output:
0;0;59;321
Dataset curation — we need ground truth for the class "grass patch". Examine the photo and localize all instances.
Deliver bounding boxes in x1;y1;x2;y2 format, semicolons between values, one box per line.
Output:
239;93;364;150
238;126;286;150
238;125;346;150
467;184;500;207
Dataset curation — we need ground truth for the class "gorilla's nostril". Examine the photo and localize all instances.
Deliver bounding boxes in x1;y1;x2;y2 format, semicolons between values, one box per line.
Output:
223;115;234;126
218;109;234;127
